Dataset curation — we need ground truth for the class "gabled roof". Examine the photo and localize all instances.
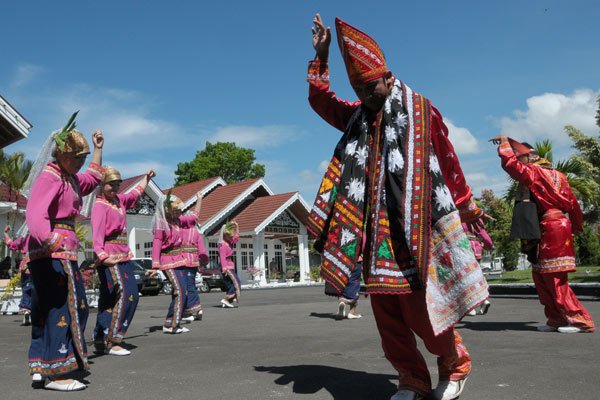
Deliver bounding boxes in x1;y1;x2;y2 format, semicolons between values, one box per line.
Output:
0;182;27;209
234;192;310;235
0;95;32;149
163;177;226;208
118;174;145;194
118;175;163;203
198;178;273;234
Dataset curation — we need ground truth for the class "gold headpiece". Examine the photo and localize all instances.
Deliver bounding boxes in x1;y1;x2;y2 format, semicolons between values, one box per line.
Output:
102;166;122;184
53;111;90;156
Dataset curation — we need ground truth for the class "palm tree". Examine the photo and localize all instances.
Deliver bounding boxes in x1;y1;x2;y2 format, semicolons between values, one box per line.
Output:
503;139;596;209
0;150;33;230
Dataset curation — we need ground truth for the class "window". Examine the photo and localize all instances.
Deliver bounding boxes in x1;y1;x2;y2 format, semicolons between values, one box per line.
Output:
208;242;219;269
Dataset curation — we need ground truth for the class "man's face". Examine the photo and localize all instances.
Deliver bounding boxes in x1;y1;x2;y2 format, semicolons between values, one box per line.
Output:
352;74;392;112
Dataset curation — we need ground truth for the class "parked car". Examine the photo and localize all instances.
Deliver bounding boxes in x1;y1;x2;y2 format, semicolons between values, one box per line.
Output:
131;257;170;294
198;260;226;292
131;260;162;296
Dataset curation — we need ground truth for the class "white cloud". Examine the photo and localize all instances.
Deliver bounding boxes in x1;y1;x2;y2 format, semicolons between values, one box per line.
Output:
106;160;175;190
11;64;44;87
318;159;329;173
498;89;599;146
210;125;299;149
444;119;479;155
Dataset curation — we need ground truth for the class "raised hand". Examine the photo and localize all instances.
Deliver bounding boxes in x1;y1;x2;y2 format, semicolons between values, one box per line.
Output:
489;134;508;145
312;13;331;62
92;130;104;149
146;169;156;179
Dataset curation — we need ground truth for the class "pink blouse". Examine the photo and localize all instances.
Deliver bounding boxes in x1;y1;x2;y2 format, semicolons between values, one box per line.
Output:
181;226;209;268
26;162;104;261
152;212;198;270
218;234;238;272
91;185;144;264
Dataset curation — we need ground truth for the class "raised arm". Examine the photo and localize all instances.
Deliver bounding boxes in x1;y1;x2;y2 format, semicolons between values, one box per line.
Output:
308;13;359;132
121;170;156;210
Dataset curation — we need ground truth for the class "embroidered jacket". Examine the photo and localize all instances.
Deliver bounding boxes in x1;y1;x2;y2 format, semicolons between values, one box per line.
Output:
26;162;104;261
152;212;199;270
181;225;209;268
218;234;239;272
91;185;144;264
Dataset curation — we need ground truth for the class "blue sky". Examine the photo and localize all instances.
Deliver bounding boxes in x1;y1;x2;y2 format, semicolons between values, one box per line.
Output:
1;0;599;202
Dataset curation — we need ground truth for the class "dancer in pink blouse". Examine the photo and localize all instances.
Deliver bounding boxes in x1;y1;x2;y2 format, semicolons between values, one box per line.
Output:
181;207;209;322
91;167;155;355
25;112;104;391
151;191;202;333
218;221;240;308
4;224;32;325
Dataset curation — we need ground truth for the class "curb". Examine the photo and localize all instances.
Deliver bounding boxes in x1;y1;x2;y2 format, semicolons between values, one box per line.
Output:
489;283;600;297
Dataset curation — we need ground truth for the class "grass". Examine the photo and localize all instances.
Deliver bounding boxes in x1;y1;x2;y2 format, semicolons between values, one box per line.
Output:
487;265;600;284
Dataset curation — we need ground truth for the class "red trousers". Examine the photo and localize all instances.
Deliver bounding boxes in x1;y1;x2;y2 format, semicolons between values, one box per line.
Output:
532;271;595;332
370;291;471;395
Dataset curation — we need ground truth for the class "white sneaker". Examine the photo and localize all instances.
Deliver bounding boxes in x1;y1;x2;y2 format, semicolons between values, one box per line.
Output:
336;301;346;320
466;309;477;316
557;325;582;334
163;326;188;334
347;313;362;320
390;389;423;400
181;315;195;322
32;373;43;382
480;300;491;315
22;312;31;326
536;324;558;332
432;378;467;400
221;299;234;308
105;347;131;356
44;379;86;391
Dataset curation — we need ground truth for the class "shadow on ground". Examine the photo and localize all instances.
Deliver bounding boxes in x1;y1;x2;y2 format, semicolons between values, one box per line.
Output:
456;320;539;331
309;312;339;320
255;365;398;400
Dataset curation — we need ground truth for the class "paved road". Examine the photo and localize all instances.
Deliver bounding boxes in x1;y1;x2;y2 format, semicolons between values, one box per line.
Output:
0;287;598;399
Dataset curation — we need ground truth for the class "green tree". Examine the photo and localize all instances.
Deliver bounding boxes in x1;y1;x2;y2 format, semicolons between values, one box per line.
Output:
174;141;265;185
478;189;520;271
575;223;600;266
0;150;33;229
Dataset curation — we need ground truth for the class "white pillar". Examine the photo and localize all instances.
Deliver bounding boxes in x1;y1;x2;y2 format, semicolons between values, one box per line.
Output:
298;226;309;283
253;231;266;286
129;227;137;258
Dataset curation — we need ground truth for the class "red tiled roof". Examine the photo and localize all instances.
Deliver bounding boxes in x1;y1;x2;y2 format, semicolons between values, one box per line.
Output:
197;179;263;226
233;192;298;233
0;182;27;208
163;177;223;202
118;174;144;194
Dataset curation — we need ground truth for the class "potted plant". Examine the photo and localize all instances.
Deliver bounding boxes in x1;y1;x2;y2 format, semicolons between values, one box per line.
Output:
246;266;262;287
269;271;281;284
0;272;22;314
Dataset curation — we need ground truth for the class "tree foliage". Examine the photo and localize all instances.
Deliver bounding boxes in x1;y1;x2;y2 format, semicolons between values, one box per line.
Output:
174;141;265;185
0;149;33;230
478;189;520;271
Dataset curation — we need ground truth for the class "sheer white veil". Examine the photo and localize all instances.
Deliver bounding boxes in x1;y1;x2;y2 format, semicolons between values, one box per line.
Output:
21;131;57;200
152;193;170;232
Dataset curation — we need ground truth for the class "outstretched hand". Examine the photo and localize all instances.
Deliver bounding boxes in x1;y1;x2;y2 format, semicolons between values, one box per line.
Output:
4;225;10;233
146;169;156;179
312;13;331;62
489;134;508;146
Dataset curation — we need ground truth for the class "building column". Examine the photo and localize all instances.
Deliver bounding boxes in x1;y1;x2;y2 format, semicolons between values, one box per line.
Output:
253;231;266;286
298;227;309;283
129;227;138;258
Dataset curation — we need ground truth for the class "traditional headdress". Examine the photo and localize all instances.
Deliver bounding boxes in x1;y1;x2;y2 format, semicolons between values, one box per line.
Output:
335;17;387;86
53;111;90;156
508;138;534;158
21;112;85;199
101;166;122;184
218;220;236;244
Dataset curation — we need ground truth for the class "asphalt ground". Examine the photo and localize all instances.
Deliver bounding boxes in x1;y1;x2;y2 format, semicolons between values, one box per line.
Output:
0;287;598;400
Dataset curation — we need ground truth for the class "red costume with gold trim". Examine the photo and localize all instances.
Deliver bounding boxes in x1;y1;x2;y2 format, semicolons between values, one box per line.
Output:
498;140;594;331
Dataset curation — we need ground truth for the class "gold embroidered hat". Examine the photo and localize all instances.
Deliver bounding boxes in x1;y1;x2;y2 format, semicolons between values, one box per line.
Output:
53;111;90;156
102;166;122;184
